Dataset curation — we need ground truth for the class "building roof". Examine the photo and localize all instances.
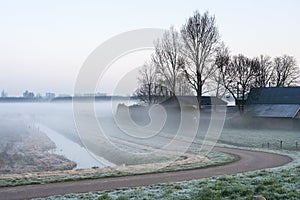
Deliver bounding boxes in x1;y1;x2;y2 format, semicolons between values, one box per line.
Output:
247;87;300;105
246;87;300;118
246;104;300;118
161;96;227;107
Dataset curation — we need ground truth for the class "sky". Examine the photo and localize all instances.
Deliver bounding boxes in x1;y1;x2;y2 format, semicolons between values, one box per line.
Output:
0;0;299;96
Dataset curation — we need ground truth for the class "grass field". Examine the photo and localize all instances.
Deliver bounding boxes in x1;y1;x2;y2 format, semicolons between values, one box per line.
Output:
218;128;300;151
33;126;300;200
0;150;235;187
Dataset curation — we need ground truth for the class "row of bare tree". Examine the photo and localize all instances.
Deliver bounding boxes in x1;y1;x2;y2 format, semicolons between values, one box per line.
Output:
215;50;299;112
135;11;299;111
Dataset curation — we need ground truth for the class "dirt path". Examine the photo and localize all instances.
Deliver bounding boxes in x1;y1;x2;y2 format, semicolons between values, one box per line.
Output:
0;146;292;200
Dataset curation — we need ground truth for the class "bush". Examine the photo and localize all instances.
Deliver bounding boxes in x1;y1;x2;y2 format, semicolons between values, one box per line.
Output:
98;193;113;200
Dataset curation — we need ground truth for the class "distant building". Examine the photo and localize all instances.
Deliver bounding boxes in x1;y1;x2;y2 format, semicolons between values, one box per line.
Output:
82;93;107;97
96;92;107;97
36;93;42;99
23;90;34;98
1;90;7;98
45;92;55;99
246;87;300;119
83;93;95;97
58;94;71;98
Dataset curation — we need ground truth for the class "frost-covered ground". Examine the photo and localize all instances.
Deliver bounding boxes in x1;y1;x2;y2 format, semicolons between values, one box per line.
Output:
34;127;300;200
218;128;300;150
35;150;300;200
0;116;76;174
36;167;300;200
0;150;235;187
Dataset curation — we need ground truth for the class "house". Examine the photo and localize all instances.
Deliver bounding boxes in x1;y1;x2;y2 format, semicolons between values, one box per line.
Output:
161;96;227;108
246;87;300;119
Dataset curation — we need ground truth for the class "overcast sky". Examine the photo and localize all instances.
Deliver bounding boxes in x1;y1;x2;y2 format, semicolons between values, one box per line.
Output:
0;0;299;96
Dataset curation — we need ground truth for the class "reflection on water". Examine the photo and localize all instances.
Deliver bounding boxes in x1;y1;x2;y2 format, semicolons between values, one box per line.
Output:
36;123;113;169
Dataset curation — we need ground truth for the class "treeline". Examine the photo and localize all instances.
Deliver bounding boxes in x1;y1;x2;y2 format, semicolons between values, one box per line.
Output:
135;11;299;112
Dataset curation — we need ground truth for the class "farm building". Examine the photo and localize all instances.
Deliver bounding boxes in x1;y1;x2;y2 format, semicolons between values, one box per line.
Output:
161;96;227;108
246;87;300;119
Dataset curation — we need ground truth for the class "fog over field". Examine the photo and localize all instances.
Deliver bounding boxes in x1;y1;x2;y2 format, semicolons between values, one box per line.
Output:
0;101;299;174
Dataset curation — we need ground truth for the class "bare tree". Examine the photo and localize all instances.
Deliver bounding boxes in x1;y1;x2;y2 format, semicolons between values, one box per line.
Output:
217;54;259;113
254;55;274;88
135;63;158;104
180;11;220;107
272;55;299;87
213;43;230;98
176;72;194;96
152;27;185;95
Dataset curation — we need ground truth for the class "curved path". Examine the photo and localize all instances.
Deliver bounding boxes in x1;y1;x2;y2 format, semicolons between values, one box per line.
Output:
0;147;292;200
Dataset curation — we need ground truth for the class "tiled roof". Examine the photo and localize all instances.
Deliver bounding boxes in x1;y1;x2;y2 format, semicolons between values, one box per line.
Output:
246;87;300;118
247;87;300;105
246;104;300;118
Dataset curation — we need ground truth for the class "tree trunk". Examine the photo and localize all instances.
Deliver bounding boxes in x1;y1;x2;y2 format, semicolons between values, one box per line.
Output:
148;83;152;104
196;71;202;109
241;92;245;114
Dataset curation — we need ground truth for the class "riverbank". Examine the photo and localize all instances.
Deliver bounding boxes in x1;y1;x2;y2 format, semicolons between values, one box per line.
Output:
0;115;76;174
36;124;110;168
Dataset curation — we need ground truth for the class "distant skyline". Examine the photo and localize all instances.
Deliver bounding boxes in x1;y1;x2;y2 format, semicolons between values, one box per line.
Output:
0;0;299;95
